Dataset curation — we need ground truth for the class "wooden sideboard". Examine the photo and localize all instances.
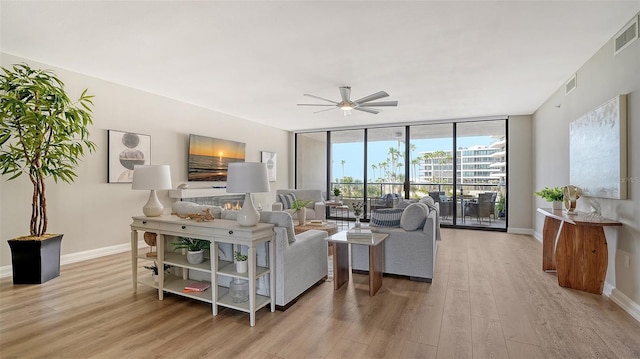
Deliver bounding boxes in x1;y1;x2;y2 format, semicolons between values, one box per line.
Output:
537;208;622;294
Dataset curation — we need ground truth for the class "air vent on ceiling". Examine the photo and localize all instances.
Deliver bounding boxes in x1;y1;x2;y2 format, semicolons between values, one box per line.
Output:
565;74;577;95
614;15;638;55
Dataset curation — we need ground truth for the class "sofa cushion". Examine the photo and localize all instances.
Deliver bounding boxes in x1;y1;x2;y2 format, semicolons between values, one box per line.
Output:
400;203;428;231
278;193;297;209
419;196;435;207
370;208;403;227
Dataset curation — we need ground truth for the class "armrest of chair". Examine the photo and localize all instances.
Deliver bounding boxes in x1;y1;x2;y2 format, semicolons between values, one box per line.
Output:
313;202;326;220
272;202;284;211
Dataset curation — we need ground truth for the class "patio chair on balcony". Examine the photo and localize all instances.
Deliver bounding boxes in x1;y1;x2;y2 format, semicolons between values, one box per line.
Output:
464;192;493;224
429;191;452;219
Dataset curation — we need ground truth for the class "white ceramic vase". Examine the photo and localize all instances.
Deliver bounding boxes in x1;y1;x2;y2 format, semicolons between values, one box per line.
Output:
236;260;248;273
297;207;306;225
552;201;562;210
187;249;204;264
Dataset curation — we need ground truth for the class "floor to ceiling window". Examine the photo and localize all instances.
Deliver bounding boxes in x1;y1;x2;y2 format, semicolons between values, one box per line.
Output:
295;118;507;231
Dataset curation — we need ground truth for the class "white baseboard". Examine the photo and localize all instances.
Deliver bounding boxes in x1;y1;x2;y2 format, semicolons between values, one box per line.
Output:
609;288;640;323
0;240;145;279
507;227;534;236
603;282;614;297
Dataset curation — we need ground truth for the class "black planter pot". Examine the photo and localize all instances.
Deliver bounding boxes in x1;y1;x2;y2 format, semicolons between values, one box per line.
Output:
8;234;63;284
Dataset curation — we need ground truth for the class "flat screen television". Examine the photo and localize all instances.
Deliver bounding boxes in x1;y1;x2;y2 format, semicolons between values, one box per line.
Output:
188;134;245;182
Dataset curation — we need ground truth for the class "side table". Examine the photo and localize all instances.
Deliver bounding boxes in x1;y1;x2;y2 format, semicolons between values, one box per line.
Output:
326;231;388;296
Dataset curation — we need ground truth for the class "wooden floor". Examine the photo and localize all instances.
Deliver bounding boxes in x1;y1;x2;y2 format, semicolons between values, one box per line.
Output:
2;229;639;358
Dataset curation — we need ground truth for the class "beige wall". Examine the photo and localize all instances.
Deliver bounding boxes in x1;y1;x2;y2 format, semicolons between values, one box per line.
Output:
0;53;291;268
507;115;534;232
532;13;640;305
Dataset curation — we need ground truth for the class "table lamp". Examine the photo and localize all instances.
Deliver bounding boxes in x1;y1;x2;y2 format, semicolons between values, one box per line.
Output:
132;165;172;217
226;162;270;226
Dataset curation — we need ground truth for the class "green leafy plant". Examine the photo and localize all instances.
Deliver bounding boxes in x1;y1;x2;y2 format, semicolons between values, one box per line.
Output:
0;63;96;237
534;187;563;202
172;237;210;252
496;196;506;213
291;199;313;212
234;251;248;261
333;187;341;197
351;202;364;217
144;262;172;275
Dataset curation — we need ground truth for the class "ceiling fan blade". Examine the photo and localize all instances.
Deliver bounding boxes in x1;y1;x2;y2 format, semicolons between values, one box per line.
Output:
314;107;338;114
356;101;398;107
354;91;389;104
297;104;336;106
339;86;351;102
353;107;380;114
304;94;339;104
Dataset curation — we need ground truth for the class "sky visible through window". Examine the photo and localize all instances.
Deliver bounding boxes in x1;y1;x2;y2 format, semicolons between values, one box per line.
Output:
332;136;492;181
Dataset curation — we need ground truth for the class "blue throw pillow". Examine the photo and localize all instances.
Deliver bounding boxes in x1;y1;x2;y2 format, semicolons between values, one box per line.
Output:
369;208;403;227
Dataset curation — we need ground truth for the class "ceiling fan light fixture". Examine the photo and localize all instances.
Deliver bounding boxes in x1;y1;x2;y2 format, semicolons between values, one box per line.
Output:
339;101;354;110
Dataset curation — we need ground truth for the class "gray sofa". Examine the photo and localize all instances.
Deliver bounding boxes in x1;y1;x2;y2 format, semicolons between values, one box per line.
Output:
351;202;438;282
222;210;328;308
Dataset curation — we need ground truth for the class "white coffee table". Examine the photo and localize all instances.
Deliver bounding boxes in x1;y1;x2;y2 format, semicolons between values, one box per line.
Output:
325;231;388;296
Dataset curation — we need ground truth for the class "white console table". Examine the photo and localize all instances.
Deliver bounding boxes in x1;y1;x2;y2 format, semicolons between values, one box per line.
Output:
130;215;275;326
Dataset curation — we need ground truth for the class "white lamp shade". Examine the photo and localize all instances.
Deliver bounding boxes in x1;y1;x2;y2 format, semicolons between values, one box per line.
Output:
132;165;172;190
226;162;270;194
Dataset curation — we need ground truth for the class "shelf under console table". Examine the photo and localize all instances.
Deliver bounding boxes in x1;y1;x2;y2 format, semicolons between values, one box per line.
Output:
130;215;275;326
536;208;622;294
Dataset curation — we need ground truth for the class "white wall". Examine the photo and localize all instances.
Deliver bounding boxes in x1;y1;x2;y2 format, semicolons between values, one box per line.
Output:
1;53;291;268
532;13;640;308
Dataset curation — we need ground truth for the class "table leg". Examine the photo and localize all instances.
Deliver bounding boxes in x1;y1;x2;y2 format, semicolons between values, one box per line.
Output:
542;216;562;272
555;224;608;294
157;234;164;300
368;244;384;296
333;242;349;291
131;230;138;292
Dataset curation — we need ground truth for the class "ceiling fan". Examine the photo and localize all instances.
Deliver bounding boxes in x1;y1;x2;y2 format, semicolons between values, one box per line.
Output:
298;86;398;115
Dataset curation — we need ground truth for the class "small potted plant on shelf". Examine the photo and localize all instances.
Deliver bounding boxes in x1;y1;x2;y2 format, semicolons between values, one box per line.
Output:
291;199;313;225
234;251;248;273
144;262;172;283
172;237;210;264
534;186;564;210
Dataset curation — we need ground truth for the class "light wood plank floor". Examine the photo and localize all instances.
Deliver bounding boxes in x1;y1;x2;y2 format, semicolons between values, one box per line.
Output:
2;229;639;358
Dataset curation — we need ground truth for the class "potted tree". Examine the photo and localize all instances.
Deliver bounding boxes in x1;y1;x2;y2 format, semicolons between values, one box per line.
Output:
0;64;96;284
172;237;210;264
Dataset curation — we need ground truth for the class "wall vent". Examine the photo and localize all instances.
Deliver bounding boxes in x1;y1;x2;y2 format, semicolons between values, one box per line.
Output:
565;74;577;95
614;15;638;55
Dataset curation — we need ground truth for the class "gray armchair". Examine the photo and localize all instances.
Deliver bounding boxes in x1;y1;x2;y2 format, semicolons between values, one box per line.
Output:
271;189;326;221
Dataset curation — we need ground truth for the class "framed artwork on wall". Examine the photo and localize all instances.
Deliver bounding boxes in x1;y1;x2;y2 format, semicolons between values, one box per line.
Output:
261;151;277;182
569;94;627;199
108;130;151;183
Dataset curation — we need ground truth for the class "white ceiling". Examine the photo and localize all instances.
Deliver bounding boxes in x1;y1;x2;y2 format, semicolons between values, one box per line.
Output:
2;1;639;131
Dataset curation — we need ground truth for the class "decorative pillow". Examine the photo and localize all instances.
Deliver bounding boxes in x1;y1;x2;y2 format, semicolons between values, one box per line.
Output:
400;203;428;231
419;196;435;207
369;208;403;227
278;193;297;210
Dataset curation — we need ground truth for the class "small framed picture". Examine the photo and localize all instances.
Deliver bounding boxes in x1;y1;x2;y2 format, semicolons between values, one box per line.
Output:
108;130;151;183
261;151;277;182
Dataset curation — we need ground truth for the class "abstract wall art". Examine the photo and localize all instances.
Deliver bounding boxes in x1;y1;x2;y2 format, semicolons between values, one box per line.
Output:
569;95;627;199
108;130;151;183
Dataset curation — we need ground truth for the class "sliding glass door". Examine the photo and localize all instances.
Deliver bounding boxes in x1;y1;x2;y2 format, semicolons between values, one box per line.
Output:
295;118;507;231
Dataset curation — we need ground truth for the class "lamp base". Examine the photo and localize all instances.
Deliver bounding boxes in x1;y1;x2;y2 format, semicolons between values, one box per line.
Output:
237;193;260;226
143;190;164;217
